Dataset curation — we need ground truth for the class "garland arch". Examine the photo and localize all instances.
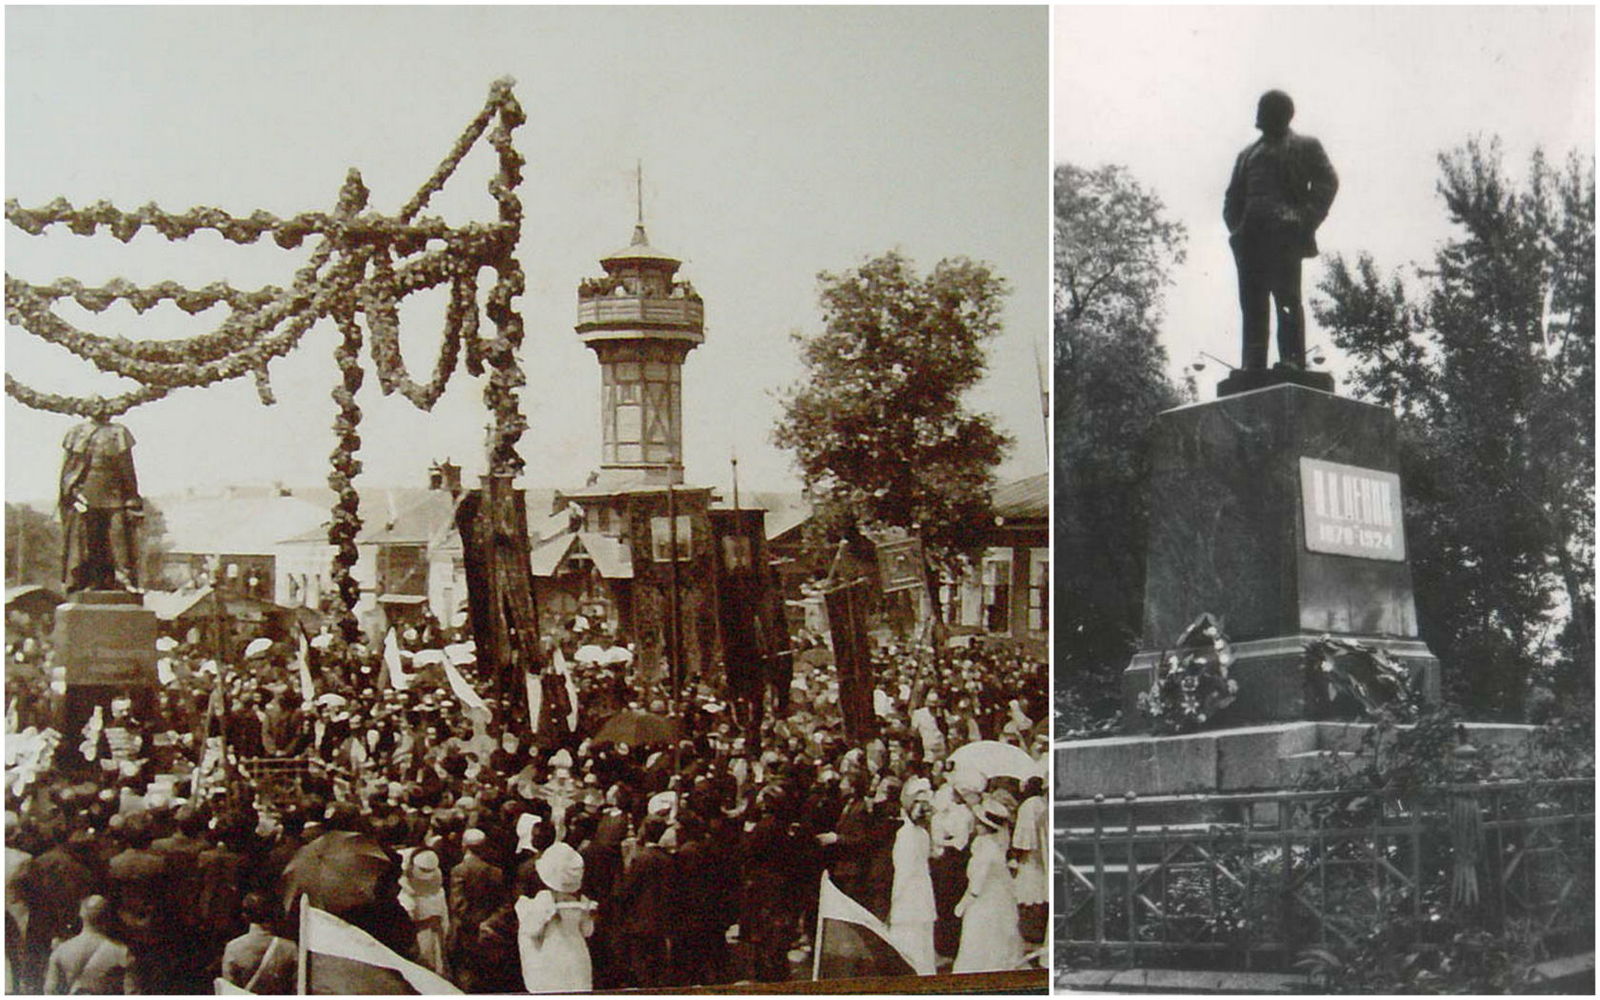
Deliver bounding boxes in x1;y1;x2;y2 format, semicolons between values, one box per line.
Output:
5;79;529;640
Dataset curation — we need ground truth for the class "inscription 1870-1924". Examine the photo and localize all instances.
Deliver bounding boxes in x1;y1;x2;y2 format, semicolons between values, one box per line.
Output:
1299;456;1406;562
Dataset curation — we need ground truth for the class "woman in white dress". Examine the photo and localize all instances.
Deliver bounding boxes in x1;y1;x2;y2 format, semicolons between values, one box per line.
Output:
1012;777;1049;946
887;777;937;975
952;798;1024;973
397;849;450;978
516;841;596;992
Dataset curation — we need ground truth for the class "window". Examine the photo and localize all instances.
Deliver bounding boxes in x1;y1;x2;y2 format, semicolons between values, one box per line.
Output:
650;514;694;562
981;555;1011;633
1028;554;1049;633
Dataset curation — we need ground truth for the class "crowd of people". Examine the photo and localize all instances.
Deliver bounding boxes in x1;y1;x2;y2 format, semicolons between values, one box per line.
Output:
5;607;1047;993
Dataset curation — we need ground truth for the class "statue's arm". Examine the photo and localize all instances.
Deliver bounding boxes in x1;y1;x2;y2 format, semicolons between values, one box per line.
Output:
1305;139;1339;226
1223;151;1247;234
113;425;142;510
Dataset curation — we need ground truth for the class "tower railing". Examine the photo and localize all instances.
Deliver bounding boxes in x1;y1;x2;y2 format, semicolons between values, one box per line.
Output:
576;296;703;329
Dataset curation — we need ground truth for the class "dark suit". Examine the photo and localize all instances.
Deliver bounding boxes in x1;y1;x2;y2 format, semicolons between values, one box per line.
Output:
1224;129;1339;369
446;852;505;992
613;844;674;988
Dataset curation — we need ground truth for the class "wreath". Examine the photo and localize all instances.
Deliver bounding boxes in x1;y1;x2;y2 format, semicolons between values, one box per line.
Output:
1303;635;1420;721
1138;612;1239;734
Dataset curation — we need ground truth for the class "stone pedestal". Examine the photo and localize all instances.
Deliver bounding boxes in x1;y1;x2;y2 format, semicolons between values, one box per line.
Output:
53;591;159;754
1123;383;1439;729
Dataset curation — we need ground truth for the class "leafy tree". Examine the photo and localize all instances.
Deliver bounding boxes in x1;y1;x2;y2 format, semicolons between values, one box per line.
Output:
1055;164;1187;729
5;503;62;588
1314;140;1594;718
774;250;1012;622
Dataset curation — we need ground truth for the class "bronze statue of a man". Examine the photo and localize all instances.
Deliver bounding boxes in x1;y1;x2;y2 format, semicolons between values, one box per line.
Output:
1223;90;1339;370
59;413;143;592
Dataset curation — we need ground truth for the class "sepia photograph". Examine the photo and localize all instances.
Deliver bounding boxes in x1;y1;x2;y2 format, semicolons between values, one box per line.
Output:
3;6;1049;994
1054;5;1593;994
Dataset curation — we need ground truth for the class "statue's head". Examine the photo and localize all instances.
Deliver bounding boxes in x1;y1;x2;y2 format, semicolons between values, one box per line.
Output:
1255;90;1295;135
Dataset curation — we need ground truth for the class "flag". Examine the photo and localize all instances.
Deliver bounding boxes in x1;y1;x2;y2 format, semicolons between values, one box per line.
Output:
294;631;316;702
525;665;542;733
813;871;918;981
382;628;411;691
214;977;252;994
300;900;460;994
553;645;580;730
825;579;878;741
440;659;485;712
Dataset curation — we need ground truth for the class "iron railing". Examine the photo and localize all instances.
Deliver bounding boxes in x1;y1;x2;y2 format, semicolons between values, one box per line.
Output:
1055;778;1594;972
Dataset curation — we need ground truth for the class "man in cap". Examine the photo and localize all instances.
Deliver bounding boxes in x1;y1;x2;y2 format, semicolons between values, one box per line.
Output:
1224;89;1339;371
447;828;506;992
11;825;98;992
43;896;135;994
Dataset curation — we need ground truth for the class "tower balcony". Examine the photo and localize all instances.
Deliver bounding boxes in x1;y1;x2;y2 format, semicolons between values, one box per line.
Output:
576;295;703;334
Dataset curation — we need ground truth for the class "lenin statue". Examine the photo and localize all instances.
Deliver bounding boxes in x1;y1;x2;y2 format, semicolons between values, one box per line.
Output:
59;414;143;592
1223;90;1339;370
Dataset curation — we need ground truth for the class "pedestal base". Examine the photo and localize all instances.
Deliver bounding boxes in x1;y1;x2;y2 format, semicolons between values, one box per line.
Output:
52;592;158;761
1124;633;1440;731
1218;367;1335;397
1056;720;1533;800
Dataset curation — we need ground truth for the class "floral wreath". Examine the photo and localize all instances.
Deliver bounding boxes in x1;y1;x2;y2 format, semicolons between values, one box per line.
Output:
1138;612;1239;734
1303;634;1419;721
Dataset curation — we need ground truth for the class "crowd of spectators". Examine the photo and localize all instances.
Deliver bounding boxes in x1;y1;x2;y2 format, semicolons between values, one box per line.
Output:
5;610;1047;993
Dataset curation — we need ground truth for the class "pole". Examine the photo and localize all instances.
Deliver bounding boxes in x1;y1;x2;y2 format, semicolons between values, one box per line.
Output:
731;451;740;511
666;483;681;708
812;872;827;981
296;893;309;994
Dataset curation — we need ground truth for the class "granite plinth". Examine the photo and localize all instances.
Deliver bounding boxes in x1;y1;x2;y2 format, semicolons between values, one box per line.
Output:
1055;721;1534;800
1126;634;1441;728
54;594;158;687
1126;383;1438;727
1218;367;1336;398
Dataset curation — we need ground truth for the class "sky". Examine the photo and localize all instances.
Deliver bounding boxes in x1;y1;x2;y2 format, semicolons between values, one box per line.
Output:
1054;5;1594;390
4;6;1049;507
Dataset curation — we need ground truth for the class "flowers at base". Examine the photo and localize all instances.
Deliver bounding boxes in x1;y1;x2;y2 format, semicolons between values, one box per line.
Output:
1303;634;1419;721
1137;612;1239;735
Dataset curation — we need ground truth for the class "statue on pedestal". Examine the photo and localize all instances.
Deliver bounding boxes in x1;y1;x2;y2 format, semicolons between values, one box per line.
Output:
58;414;143;592
1223;90;1339;371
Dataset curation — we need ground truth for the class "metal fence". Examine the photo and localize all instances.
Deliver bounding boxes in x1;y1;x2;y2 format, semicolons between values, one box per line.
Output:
237;756;322;808
1055;778;1594;972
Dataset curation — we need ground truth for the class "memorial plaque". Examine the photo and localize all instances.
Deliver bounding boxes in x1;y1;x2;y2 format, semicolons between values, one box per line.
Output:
1300;457;1405;561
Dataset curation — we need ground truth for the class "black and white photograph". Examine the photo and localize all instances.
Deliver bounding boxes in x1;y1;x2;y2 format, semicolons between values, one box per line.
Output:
1054;5;1593;994
3;6;1049;994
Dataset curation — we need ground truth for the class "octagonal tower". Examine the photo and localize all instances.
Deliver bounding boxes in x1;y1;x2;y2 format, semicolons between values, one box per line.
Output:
575;222;704;485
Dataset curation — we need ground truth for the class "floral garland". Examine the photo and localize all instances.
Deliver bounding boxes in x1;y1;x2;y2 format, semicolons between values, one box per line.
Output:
480;77;528;476
1138;612;1240;734
6;78;529;631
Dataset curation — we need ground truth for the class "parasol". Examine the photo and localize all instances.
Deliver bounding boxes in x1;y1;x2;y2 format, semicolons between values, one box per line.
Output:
282;830;392;915
593;709;680;746
948;740;1037;781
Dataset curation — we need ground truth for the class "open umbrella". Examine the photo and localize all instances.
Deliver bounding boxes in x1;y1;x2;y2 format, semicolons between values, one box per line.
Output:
948;739;1037;781
282;830;392;915
593;709;680;746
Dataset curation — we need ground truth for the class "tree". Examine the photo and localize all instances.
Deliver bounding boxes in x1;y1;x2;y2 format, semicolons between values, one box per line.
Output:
1055;164;1188;729
774;251;1012;620
1314;140;1594;718
5;503;63;588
